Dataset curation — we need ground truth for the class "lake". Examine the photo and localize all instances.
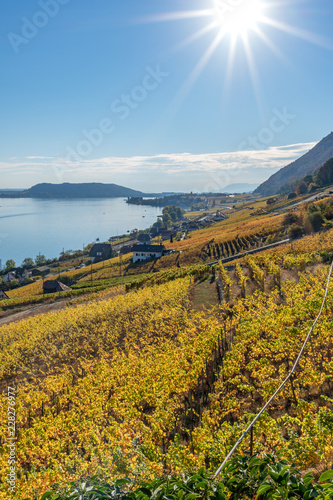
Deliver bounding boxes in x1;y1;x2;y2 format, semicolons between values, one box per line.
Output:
0;198;163;268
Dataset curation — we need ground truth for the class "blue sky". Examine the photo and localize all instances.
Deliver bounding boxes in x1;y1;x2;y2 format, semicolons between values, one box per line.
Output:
0;0;332;191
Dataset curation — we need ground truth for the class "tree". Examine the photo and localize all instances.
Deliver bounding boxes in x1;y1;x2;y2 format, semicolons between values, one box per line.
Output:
35;254;47;266
317;158;333;187
59;250;73;261
303;174;314;184
296;181;308;196
153;218;163;229
22;257;34;269
5;259;16;272
162;212;172;227
162;205;185;222
304;211;325;234
308;183;318;193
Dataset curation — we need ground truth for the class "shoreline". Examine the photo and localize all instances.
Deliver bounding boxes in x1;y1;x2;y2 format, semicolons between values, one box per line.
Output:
0;198;164;268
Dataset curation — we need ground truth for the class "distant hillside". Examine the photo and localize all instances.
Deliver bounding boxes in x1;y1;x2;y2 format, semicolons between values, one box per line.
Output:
254;132;333;196
127;193;205;208
22;182;144;198
0;188;25;196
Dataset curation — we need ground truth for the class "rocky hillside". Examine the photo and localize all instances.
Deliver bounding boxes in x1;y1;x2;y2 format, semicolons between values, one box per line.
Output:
254;132;333;196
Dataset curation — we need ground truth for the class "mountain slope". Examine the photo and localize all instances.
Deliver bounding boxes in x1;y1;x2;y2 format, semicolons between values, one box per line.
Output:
22;182;144;198
254;132;333;196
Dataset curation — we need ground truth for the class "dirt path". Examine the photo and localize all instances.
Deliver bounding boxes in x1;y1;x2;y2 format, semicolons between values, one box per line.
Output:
0;299;72;327
190;276;219;312
0;287;126;328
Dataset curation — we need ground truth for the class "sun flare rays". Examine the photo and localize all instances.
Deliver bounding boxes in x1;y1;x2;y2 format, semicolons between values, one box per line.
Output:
132;0;332;121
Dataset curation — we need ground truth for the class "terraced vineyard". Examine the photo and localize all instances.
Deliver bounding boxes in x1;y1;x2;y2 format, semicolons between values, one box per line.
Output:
192;266;333;471
202;233;269;261
1;204;333;499
0;278;222;498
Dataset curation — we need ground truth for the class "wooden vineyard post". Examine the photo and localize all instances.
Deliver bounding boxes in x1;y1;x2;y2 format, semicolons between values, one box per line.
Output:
201;369;204;403
290;375;298;405
250;426;254;456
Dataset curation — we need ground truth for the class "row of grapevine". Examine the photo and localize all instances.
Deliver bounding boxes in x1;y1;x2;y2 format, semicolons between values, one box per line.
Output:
125;264;210;291
244;256;265;291
202;233;267;261
217;262;233;301
235;263;248;298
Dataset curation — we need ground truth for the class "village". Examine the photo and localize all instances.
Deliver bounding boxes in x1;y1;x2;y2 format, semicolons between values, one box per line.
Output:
0;208;228;299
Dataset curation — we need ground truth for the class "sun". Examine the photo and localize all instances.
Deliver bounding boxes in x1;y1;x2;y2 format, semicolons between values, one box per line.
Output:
213;0;264;37
134;0;330;120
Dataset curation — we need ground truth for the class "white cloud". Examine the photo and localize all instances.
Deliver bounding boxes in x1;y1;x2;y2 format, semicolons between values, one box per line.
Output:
0;141;317;190
59;141;315;174
25;156;55;160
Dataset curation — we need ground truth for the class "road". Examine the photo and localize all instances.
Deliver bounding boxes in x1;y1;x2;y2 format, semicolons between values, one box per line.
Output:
286;189;332;210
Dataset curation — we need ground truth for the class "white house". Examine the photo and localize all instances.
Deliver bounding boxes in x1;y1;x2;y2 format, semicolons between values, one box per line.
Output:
213;214;226;222
3;271;16;283
132;244;165;263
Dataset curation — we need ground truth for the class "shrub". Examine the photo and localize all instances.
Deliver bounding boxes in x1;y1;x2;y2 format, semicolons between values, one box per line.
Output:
288;224;303;239
283;211;300;226
25;455;333;500
7;279;20;289
304;211;325;234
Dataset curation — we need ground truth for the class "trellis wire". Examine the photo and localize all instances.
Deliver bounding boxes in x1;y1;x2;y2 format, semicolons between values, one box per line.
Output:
214;259;333;478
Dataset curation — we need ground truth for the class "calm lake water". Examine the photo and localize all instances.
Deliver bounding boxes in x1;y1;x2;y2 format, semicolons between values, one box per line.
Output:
0;198;163;268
